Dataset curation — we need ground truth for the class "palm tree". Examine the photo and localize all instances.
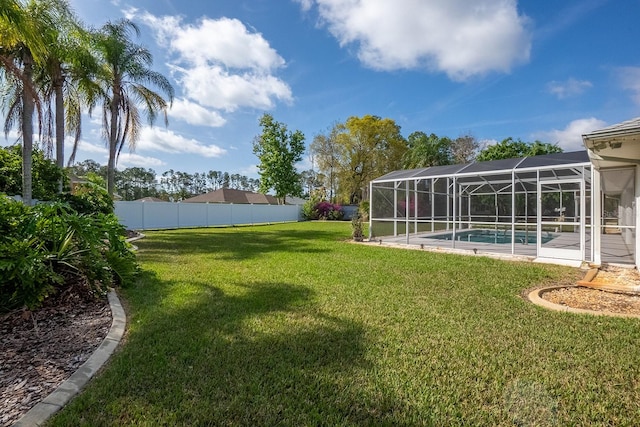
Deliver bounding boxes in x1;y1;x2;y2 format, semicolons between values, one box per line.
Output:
92;19;174;196
33;0;100;191
0;0;54;205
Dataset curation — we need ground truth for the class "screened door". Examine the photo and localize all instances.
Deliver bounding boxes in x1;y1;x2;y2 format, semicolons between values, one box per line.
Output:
537;178;585;261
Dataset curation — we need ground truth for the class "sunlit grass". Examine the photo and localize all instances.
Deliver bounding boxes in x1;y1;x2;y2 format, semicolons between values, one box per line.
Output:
50;222;640;426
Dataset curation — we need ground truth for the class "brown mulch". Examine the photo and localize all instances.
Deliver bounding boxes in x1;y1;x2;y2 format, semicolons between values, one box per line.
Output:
541;266;640;316
0;286;112;427
542;287;640;315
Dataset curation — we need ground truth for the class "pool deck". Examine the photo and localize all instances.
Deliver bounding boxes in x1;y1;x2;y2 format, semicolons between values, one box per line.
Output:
377;231;634;266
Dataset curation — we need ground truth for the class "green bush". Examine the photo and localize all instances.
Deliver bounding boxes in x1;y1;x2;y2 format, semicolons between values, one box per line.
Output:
0;196;138;312
301;192;322;220
55;173;113;215
0;145;68;200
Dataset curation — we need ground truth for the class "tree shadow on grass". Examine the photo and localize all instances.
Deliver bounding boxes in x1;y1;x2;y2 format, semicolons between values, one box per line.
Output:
51;271;417;426
137;227;340;262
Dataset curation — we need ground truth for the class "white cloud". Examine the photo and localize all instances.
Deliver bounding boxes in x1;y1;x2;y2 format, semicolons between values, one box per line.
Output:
301;0;531;80
294;0;314;12
2;130;20;145
239;164;259;178
69;140;107;155
136;127;227;158
479;138;499;150
533;118;607;152
547;78;592;99
174;64;292;112
117;152;166;169
169;98;227;127
617;66;640;104
132;11;293;112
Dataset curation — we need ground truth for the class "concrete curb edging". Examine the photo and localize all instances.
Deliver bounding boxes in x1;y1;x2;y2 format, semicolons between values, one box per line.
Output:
528;286;640;319
13;290;126;426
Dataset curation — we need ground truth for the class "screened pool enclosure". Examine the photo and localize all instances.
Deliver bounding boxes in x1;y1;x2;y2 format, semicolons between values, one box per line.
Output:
369;149;637;267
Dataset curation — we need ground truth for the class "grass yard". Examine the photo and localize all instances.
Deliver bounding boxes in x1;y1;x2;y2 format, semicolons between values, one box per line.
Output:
50;222;640;426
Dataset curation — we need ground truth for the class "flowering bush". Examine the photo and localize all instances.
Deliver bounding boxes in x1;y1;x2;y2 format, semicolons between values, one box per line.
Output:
314;201;344;220
302;198;344;220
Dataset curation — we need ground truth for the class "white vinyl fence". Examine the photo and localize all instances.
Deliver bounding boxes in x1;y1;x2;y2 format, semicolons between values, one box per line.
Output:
115;201;302;230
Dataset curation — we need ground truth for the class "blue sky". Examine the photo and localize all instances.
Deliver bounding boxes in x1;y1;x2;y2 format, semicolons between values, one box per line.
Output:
60;0;640;177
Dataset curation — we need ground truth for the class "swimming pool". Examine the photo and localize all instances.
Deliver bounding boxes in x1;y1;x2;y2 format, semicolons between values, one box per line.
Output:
424;229;557;245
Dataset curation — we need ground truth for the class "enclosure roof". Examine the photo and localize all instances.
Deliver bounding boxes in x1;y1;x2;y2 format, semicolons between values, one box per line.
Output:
372;150;590;183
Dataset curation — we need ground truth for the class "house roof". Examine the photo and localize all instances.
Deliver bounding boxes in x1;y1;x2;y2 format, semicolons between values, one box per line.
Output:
182;188;278;204
582;117;640;141
135;197;165;202
582;117;640;168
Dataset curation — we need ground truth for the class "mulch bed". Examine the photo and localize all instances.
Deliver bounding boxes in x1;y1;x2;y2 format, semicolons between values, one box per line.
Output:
542;287;640;315
540;266;640;316
0;287;112;427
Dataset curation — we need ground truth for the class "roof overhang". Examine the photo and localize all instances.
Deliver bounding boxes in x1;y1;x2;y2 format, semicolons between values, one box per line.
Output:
582;117;640;169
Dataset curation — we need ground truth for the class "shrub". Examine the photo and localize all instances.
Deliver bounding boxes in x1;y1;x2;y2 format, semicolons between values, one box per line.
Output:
0;145;68;200
56;173;113;215
302;199;345;221
301;193;321;220
315;201;344;220
0;196;138;312
359;200;370;221
351;214;364;241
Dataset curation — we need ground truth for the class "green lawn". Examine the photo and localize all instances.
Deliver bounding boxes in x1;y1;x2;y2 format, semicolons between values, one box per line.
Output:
50;222;640;426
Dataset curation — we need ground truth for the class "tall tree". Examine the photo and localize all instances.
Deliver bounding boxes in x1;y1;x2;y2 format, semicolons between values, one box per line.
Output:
34;1;99;180
476;137;562;161
115;166;158;200
333;115;407;204
310;125;340;202
450;134;479;164
402;131;452;169
252;113;305;204
0;0;61;205
92;19;174;196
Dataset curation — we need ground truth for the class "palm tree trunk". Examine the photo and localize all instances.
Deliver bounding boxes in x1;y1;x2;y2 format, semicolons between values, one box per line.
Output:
54;75;64;192
21;49;35;205
107;95;119;196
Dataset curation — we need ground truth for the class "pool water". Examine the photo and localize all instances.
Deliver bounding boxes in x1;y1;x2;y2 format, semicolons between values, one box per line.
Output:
425;229;556;245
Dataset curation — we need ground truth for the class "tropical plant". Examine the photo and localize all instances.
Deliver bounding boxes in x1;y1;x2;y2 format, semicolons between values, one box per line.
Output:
0;195;138;311
33;0;100;182
91;18;174;196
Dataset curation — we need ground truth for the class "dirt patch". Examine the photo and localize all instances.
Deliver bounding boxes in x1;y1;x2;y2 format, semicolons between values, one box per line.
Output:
0;288;111;427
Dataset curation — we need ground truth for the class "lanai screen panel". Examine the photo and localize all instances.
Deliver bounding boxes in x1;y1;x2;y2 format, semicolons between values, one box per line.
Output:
370;151;592;260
